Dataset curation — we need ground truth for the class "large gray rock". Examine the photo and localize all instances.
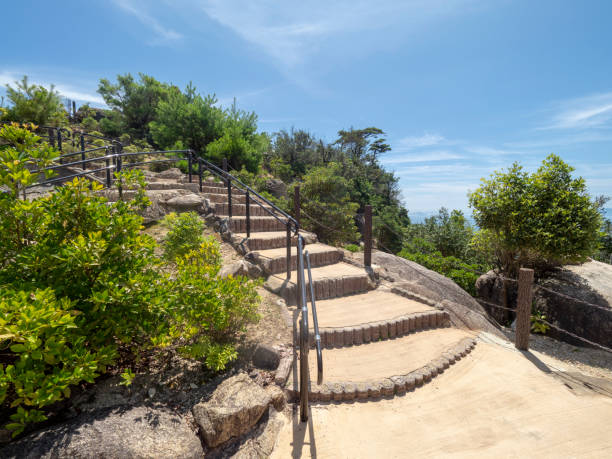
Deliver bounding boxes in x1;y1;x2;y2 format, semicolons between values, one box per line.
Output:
219;260;263;279
0;406;204;459
157;168;185;179
191;373;283;448
373;251;503;337
165;193;206;212
252;344;281;370
265;179;287;199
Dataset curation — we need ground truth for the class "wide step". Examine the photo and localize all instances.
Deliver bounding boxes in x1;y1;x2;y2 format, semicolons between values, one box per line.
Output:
234;231;318;250
287;330;477;402
213;202;274;217
218;216;286;232
252;243;343;274
264;262;370;305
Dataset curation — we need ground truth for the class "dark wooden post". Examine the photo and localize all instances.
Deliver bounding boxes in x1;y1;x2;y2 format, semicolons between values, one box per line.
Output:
245;190;251;238
72;101;76;121
364;205;372;267
294;185;301;225
57;129;62;152
222;157;228;186
188;151;193;183
105;154;111;188
286;225;292;280
515;268;534;351
80;134;86;170
116;155;123;199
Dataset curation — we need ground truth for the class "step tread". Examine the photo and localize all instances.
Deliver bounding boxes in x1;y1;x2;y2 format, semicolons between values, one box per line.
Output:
254;242;339;260
300;290;435;330
296;328;473;385
270;262;367;283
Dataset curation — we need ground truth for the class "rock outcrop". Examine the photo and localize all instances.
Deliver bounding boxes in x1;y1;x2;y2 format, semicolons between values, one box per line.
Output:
191;373;284;448
372;251;503;337
1;406;204;459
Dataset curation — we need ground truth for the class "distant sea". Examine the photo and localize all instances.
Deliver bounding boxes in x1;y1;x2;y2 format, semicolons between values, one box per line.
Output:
409;208;612;226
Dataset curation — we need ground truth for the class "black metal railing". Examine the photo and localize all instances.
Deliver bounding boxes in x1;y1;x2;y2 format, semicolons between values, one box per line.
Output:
297;235;323;422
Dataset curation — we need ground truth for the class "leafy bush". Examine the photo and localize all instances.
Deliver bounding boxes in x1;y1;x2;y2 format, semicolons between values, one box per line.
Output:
0;125;260;434
469;154;602;277
1;76;66;126
344;243;361;252
398;249;482;296
161;212;206;261
81;116;99;131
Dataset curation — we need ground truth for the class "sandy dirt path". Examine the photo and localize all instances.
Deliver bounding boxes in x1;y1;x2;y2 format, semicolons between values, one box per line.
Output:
272;337;612;458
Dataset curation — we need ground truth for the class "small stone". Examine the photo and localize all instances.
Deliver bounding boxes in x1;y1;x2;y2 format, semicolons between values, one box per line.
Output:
405;376;416;391
356;383;369;399
148;387;156;398
391;376;406;395
343;383;356;401
413;372;424;387
368;382;382;398
319;386;332;402
252;344;281;370
381;379;394;397
189;383;198;389
331;384;344;401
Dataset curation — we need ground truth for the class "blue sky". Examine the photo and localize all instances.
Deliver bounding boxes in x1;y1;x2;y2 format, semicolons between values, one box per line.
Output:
2;0;612;214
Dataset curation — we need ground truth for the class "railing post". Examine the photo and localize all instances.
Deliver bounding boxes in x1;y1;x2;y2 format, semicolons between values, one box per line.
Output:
116;154;123;199
57;129;62;152
188;152;193;183
198;158;203;192
246;190;251;238
80;134;86;170
227;175;232;219
48;128;55;148
222;157;228;186
286;225;292;280
105;149;111;188
364;205;372;267
294;185;301;226
515;268;534;351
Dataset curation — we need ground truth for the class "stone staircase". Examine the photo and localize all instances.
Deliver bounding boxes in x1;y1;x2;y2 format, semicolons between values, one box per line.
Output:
133;172;478;404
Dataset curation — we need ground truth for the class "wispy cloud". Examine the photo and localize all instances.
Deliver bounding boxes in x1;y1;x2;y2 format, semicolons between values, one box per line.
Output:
382;150;462;164
198;0;477;72
112;0;182;44
539;92;612;130
0;71;105;105
395;132;445;150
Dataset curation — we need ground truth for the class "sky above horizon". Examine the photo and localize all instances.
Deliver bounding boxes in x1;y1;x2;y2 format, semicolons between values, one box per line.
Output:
2;0;612;214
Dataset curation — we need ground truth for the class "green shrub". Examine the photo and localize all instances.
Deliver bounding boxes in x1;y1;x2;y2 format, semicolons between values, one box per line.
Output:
0;288;116;436
398;249;481;296
469;154;602;276
81;116;99;131
344;243;361;252
0;125;260;435
1;76;66;126
161;212;206;261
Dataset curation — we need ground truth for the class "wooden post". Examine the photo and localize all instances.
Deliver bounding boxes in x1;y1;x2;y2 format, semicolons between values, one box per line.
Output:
198;158;203;192
294;185;301;225
188;152;193;183
364;205;372;267
222;157;228;186
515;268;534;351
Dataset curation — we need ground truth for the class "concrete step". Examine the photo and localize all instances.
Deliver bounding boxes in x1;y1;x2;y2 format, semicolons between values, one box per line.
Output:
99;188;193;201
234;231;318;251
206;193;247;204
264;262;371;305
213;202;274;217
287;331;477;402
145;182;200;192
250;243;343;275
218;215;287;232
201;185;246;195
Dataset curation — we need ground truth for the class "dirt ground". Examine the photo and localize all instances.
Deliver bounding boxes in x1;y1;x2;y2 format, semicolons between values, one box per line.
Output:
272;336;612;458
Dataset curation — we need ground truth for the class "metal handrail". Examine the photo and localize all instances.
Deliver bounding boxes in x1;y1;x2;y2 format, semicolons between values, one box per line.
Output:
197;157;299;231
305;250;323;386
297;235;310;422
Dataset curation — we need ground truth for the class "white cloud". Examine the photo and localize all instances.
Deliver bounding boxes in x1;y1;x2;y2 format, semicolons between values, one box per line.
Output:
539;92;612;130
197;0;476;70
395;133;445;150
112;0;183;43
382;150;462;164
0;71;105;105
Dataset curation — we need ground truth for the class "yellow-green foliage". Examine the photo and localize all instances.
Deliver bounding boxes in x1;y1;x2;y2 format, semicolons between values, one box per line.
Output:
0;125;260;436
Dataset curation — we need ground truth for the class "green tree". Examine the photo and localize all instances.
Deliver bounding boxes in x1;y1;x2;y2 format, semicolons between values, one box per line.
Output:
97;73;172;140
1;76;66;126
150;84;225;152
469;154;603;276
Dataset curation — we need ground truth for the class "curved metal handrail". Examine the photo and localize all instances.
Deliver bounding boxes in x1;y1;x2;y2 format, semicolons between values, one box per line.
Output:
297;235;310;422
305;250;323;386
